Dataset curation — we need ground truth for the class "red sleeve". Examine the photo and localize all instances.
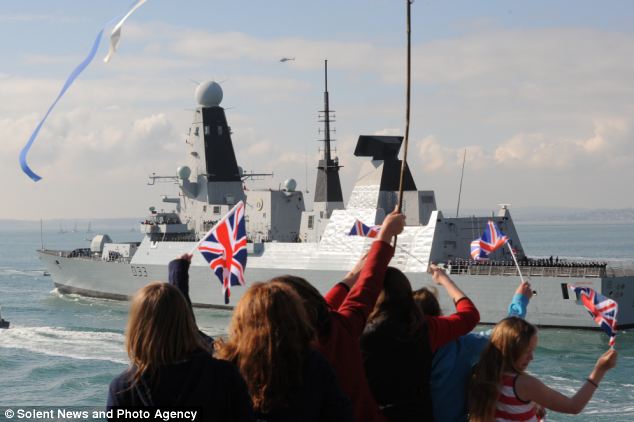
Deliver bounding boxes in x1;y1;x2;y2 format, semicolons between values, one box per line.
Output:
425;297;480;352
334;240;394;337
324;283;350;311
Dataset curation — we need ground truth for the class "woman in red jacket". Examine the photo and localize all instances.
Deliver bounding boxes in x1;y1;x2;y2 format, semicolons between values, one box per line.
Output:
273;210;406;422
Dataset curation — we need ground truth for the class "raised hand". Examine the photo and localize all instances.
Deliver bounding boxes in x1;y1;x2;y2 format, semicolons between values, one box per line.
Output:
377;210;405;243
177;252;193;262
515;280;534;300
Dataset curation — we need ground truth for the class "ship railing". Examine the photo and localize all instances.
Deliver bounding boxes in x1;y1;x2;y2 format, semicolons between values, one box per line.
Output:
49;249;132;264
449;262;605;278
605;262;634;277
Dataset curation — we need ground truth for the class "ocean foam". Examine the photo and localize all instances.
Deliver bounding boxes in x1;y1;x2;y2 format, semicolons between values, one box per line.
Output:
0;326;128;364
0;267;47;278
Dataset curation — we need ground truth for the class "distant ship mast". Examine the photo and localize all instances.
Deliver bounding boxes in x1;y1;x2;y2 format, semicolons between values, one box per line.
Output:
313;59;344;216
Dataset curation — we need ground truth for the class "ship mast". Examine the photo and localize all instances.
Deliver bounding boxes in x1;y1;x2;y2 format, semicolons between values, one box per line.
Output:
323;60;333;164
313;59;344;216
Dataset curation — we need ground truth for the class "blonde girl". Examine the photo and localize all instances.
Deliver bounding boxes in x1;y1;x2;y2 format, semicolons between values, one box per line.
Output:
469;317;617;422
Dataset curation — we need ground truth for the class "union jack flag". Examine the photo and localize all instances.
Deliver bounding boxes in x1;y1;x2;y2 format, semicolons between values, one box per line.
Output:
197;201;247;304
348;219;380;238
470;239;485;260
571;285;618;346
478;220;508;257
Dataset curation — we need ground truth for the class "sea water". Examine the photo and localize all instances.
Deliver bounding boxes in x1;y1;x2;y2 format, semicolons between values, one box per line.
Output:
0;222;633;421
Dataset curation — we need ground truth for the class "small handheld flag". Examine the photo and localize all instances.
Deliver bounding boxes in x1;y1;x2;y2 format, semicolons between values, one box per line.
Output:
571;286;618;347
470;220;507;260
348;219;380;238
470;239;484;260
197;201;247;304
479;220;508;256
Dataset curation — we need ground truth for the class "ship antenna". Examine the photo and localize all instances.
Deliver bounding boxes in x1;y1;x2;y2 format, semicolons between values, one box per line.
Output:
323;60;332;163
313;59;343;215
40;217;44;250
395;0;413;247
456;148;467;217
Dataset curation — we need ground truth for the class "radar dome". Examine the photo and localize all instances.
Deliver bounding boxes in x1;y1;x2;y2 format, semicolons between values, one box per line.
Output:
195;81;223;107
284;178;297;192
177;165;191;180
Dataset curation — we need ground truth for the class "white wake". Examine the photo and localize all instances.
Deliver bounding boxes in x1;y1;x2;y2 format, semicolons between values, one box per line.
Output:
0;326;128;364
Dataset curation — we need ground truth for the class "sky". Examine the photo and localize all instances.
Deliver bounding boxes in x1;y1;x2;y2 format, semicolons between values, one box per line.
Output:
1;0;634;220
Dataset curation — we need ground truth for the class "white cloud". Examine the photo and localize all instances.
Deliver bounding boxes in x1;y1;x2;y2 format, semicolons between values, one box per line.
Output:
491;117;633;169
3;21;634;218
0;13;82;23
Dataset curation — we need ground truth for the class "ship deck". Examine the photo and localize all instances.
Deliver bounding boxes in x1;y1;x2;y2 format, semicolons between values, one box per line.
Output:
448;259;634;278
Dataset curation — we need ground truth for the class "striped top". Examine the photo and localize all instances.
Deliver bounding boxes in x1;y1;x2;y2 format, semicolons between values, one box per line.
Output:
495;373;538;421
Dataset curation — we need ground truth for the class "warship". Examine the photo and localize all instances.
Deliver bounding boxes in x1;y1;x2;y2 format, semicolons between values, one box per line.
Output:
39;66;634;329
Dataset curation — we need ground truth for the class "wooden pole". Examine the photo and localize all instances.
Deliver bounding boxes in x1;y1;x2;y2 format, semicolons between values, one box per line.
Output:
395;0;412;248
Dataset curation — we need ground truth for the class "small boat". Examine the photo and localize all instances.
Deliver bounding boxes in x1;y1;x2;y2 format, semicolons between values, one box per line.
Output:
0;306;9;329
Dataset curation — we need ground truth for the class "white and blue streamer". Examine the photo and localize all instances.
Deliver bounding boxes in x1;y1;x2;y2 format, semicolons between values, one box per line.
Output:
19;0;148;182
104;0;148;63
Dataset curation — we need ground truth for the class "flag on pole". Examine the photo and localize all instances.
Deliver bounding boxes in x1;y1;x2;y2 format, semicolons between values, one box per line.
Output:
571;285;618;346
197;201;247;304
479;220;508;255
348;219;381;238
470;220;508;260
470;239;485;260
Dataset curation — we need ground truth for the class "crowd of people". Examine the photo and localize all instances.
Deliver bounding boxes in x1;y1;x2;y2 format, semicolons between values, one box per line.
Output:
107;210;617;422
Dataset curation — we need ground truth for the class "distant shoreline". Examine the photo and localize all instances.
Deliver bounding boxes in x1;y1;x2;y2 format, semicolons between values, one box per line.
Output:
515;220;634;225
2;219;633;232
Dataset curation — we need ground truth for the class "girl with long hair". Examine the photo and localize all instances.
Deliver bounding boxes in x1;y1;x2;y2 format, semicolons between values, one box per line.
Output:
361;264;480;421
216;281;352;422
469;317;617;422
414;279;533;422
274;210;406;422
107;282;254;422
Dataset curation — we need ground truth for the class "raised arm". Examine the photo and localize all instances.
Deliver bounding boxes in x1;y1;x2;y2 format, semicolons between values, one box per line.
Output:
168;253;193;307
508;280;533;319
426;265;480;351
429;264;468;303
517;349;617;414
324;253;368;311
334;211;404;336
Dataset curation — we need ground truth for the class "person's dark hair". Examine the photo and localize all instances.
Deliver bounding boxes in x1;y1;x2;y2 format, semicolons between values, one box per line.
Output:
271;275;332;336
368;267;424;335
413;286;441;317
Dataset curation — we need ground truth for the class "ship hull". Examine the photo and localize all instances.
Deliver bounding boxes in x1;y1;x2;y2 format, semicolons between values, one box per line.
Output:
39;248;634;329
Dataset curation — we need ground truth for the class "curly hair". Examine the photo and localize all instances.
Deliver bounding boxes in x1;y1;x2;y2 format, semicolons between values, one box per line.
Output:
216;281;316;412
468;317;537;422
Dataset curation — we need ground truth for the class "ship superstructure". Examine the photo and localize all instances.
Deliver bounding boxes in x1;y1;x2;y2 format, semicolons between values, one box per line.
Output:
299;60;344;242
39;79;634;329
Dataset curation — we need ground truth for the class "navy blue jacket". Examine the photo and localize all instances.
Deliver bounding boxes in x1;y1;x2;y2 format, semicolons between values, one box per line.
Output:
107;349;254;422
254;349;353;422
168;258;214;347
